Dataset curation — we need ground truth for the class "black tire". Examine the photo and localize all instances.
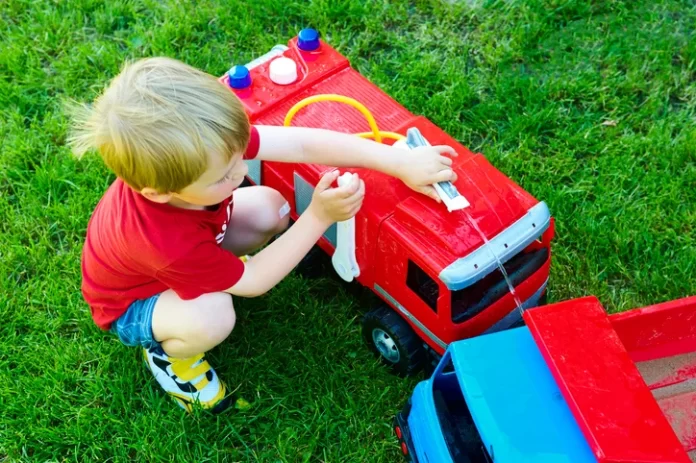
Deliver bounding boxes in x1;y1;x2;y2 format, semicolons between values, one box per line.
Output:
423;348;442;378
295;244;332;279
362;306;425;376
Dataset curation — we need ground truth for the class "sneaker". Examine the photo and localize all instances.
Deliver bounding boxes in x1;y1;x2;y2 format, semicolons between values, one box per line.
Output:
143;347;232;413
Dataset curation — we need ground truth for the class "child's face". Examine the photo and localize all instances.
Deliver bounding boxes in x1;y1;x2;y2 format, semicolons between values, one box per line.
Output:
171;152;248;207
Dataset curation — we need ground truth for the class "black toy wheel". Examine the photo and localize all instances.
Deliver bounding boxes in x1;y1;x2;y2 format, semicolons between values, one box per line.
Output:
295;244;332;279
362;306;425;376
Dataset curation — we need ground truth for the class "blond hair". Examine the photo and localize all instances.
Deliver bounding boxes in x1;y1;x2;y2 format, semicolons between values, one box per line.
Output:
68;57;250;193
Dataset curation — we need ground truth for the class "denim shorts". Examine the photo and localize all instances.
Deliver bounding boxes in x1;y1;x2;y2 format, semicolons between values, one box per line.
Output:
110;293;163;351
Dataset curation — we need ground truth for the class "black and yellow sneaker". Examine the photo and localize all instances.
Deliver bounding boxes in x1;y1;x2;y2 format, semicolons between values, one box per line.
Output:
143;347;232;414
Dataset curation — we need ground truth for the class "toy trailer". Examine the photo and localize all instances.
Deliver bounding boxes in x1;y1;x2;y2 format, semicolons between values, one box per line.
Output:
220;29;555;375
394;294;696;462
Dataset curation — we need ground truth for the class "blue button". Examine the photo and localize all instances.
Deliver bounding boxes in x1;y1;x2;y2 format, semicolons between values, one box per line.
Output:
227;65;251;89
298;28;320;51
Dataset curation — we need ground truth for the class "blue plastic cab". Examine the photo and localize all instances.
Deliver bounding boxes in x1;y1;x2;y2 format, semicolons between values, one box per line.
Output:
393;326;597;463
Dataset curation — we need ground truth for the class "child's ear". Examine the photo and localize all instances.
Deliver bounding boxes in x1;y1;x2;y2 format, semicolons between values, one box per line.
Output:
140;187;172;204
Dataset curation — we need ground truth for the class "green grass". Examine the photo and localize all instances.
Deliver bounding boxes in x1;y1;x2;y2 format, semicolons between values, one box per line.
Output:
2;0;696;461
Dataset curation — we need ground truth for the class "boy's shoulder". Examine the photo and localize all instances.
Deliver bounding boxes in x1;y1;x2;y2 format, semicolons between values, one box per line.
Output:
86;179;232;271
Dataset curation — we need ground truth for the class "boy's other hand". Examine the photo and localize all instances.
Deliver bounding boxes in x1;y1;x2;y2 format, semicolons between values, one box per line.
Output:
309;170;365;225
394;145;458;203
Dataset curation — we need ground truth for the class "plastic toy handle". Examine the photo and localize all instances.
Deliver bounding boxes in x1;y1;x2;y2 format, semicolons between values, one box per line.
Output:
244;44;288;70
331;172;360;282
405;128;469;212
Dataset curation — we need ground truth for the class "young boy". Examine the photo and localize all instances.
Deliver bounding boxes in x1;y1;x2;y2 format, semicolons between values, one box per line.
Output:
70;56;456;413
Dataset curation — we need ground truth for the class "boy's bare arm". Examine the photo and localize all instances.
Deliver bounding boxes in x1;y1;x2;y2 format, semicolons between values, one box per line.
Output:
225;170;364;297
225;207;327;297
254;125;458;203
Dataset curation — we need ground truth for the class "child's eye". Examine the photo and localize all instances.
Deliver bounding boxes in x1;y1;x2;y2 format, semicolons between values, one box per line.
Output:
216;173;230;184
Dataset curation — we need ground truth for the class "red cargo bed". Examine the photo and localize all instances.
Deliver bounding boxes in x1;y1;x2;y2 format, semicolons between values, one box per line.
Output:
524;296;691;463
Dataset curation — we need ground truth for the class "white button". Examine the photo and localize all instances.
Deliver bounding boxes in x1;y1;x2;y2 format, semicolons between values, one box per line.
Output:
269;57;298;85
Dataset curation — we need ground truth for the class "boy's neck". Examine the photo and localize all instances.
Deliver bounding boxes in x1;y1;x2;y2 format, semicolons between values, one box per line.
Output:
166;196;208;211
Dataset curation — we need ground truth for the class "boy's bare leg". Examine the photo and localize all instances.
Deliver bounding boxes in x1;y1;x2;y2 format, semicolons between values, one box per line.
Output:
144;291;236;413
221;185;290;256
151;290;235;358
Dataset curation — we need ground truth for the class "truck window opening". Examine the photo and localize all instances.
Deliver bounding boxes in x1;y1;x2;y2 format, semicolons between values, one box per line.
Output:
433;370;492;463
407;260;439;312
451;248;548;324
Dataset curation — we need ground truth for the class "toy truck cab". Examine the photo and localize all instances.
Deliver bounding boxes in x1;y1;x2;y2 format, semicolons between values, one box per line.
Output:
396;295;696;462
222;29;554;374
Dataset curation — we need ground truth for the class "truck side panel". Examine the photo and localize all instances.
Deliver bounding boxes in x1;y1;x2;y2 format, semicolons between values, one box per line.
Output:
610;296;696;363
374;218;449;353
612;297;696;458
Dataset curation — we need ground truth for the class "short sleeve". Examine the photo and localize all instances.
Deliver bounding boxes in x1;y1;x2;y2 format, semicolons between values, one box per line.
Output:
155;242;245;300
243;125;260;160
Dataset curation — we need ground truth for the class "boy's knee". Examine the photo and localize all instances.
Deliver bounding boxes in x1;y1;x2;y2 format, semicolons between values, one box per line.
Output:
193;292;236;344
260;187;290;235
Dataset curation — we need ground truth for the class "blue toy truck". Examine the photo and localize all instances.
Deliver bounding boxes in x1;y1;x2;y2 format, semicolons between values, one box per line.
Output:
394;296;696;462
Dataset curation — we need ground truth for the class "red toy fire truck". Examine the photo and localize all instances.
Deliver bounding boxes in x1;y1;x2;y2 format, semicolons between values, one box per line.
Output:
220;29;555;375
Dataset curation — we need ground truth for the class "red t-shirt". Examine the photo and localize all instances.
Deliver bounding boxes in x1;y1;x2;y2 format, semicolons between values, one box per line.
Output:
82;126;260;330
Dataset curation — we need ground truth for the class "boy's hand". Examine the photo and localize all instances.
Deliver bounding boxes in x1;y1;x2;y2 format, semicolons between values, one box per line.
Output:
228;170;364;298
308;170;365;225
393;145;458;203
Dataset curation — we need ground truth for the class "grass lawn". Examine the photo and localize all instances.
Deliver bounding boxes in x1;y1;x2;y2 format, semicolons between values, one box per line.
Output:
2;0;696;461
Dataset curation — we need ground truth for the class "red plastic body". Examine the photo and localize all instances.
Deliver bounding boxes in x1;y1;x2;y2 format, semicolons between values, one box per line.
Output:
524;296;696;462
221;35;554;354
